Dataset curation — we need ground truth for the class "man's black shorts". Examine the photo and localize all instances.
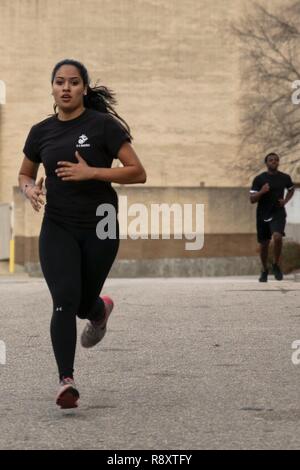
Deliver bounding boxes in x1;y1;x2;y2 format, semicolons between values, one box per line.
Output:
256;213;286;243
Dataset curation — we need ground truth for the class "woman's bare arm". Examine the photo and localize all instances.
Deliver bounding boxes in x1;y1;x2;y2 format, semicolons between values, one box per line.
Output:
18;156;45;211
55;143;147;184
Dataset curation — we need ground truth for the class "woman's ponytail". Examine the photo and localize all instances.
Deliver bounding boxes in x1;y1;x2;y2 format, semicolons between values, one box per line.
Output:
84;84;132;138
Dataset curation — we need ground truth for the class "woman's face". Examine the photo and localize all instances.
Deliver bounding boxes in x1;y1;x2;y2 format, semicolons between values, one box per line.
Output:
52;65;87;112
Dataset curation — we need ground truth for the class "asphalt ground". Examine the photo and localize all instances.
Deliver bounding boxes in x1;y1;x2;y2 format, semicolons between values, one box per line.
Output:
0;275;299;450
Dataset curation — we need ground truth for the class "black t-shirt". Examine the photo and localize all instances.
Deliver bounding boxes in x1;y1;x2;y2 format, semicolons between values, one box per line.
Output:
23;108;131;228
250;171;294;221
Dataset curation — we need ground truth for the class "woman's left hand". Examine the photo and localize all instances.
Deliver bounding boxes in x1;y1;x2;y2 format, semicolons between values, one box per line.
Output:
55;151;94;181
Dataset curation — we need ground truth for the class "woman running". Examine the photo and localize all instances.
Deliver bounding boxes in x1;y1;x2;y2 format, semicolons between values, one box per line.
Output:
18;59;147;409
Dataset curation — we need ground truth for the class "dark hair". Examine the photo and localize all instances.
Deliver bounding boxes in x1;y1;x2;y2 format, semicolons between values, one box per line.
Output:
264;152;279;163
51;59;132;139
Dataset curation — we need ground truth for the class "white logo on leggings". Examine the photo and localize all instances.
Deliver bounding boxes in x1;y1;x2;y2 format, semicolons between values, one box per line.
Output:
56;306;63;311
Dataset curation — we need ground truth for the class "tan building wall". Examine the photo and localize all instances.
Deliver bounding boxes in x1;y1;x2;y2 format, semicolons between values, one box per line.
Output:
1;0;289;202
0;0;248;207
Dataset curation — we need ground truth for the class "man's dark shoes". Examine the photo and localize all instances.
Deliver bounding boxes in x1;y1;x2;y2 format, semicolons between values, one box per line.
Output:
259;270;268;282
272;263;283;281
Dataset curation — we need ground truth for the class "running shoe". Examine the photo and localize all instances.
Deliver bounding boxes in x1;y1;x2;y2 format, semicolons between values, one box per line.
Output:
259;270;268;282
80;295;114;348
56;377;79;409
272;263;283;281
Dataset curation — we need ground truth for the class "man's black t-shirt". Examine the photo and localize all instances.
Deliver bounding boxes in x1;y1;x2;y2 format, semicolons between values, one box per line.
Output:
23;108;131;228
250;171;294;221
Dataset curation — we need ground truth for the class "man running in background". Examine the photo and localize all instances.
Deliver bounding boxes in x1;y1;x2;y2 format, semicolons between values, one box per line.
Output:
250;153;295;282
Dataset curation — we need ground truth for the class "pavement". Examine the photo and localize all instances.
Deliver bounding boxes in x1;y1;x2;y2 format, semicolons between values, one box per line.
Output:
0;274;300;450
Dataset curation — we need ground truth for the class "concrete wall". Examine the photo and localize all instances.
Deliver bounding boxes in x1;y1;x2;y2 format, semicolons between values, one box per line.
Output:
13;185;261;276
13;184;300;277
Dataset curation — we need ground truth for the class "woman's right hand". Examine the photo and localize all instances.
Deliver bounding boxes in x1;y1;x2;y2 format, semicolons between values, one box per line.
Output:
25;177;46;212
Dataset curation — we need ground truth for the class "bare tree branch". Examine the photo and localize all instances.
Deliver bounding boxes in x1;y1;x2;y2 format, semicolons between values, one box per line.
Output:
232;1;300;178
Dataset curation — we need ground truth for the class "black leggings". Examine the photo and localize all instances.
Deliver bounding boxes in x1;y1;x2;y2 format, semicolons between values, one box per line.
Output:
39;216;119;380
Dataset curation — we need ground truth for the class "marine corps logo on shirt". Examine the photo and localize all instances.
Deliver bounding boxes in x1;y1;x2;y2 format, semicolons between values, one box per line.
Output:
76;134;90;147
